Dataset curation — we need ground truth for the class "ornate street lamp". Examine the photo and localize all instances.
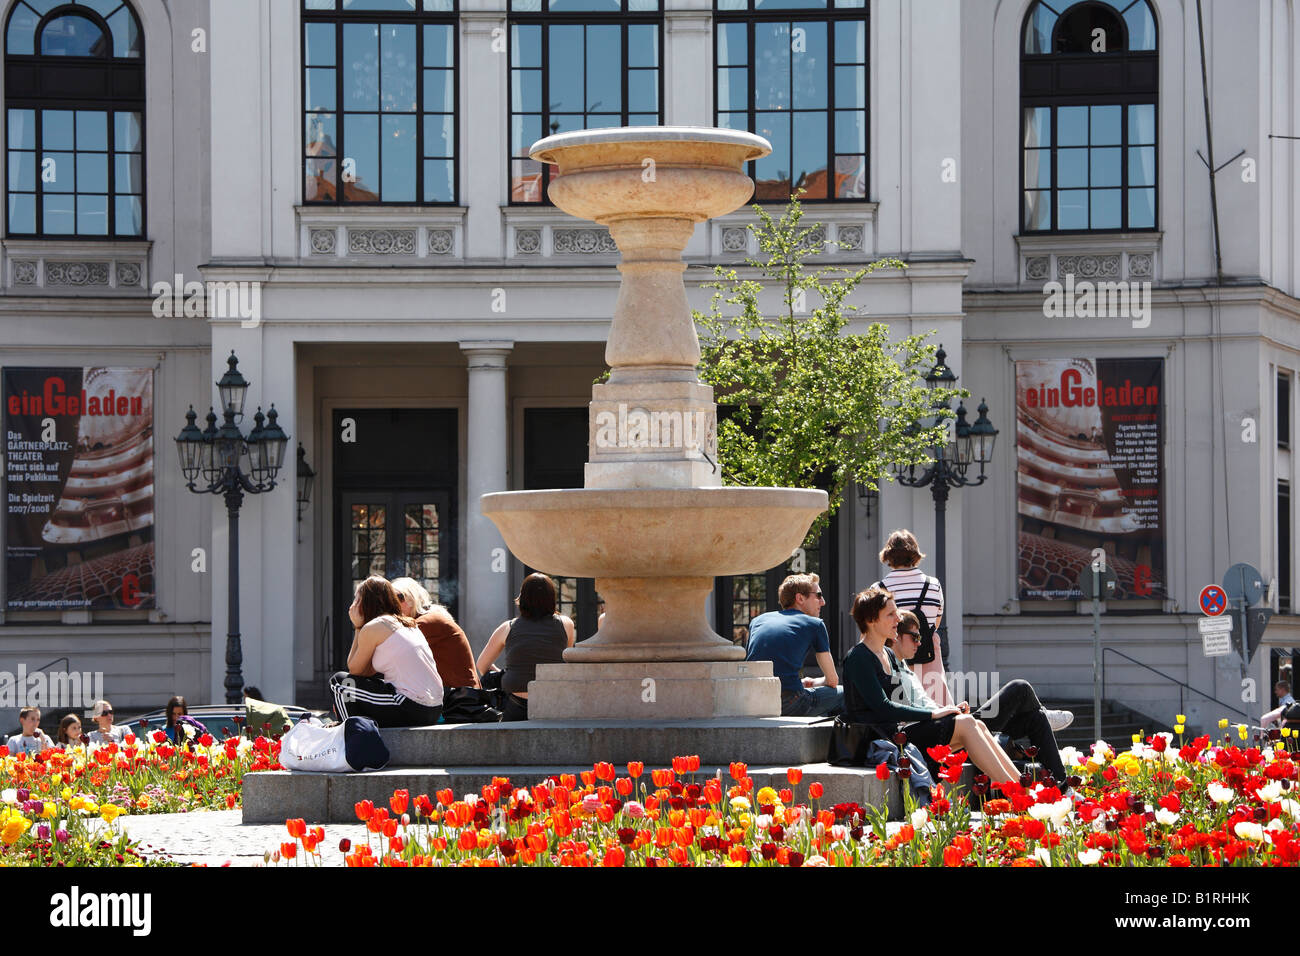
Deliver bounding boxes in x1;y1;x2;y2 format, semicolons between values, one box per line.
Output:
891;346;998;667
174;352;289;703
296;444;315;523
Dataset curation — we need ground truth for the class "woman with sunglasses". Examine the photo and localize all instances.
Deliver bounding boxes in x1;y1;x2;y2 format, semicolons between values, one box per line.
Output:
87;700;124;745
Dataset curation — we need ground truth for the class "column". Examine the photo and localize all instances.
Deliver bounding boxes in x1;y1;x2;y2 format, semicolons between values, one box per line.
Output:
461;341;514;652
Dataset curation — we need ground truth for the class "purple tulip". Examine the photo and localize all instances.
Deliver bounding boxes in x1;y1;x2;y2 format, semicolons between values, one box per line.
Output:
29;800;43;816
55;828;69;843
16;788;29;802
36;824;49;840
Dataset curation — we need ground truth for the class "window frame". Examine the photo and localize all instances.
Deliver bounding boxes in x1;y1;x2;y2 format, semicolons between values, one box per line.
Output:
712;5;869;205
506;9;664;206
300;0;460;207
4;1;146;240
1019;0;1158;235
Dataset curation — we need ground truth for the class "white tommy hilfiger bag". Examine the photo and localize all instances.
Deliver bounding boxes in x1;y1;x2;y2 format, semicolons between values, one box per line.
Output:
278;716;389;773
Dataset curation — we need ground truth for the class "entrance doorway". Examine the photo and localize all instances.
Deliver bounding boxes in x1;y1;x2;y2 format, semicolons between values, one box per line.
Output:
332;408;457;670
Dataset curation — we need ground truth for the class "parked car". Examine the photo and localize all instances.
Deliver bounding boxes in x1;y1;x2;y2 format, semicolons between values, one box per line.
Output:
117;703;328;742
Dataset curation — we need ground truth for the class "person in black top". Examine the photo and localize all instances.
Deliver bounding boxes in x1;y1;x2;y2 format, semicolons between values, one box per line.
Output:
843;585;1020;785
477;573;575;721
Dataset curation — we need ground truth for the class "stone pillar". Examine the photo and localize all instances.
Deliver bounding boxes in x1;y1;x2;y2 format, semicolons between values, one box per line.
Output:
461;341;514;651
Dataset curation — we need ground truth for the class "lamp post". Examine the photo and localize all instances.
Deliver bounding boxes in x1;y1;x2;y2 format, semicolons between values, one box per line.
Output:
174;351;290;704
891;346;998;667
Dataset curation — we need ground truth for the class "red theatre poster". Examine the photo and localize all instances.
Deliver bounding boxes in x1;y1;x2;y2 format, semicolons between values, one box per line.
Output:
4;367;154;610
1015;358;1165;601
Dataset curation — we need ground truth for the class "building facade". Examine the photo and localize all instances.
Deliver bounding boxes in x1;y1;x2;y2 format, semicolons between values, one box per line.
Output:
0;0;1295;733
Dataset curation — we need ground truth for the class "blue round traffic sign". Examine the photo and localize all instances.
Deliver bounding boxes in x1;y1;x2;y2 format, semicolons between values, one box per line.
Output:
1199;585;1227;616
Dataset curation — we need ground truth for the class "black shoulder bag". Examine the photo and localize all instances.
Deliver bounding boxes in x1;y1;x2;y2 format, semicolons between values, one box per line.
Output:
873;578;937;665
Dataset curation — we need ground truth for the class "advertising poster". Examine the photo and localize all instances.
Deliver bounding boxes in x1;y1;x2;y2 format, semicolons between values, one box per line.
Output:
1016;357;1165;601
4;367;154;610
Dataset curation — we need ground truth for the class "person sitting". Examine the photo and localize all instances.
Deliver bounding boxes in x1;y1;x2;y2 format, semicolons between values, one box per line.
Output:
893;610;1072;789
56;714;85;749
390;577;479;691
1262;679;1298;728
477;573;575;722
87;700;124;745
744;573;841;717
5;707;53;756
329;576;445;728
162;695;209;745
843;586;1020;786
878;529;952;707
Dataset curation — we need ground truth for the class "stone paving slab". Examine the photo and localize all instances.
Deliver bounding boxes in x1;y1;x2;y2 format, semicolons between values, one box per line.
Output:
109;810;372;868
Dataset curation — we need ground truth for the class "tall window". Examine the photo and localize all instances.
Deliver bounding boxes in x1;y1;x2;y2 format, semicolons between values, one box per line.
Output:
714;0;867;202
1279;371;1292;450
1021;0;1157;233
508;0;662;204
1280;480;1292;614
303;0;457;205
5;1;144;238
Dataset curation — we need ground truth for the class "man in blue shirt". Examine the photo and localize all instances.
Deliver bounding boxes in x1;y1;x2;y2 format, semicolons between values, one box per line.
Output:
745;574;841;717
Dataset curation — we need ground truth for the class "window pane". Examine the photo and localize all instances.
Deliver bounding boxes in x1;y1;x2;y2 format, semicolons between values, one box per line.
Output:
77;152;108;192
44;152;75;191
834;64;864;109
307;112;337;157
8;193;35;233
628;23;658;68
1090;146;1120;187
835;20;864;63
380;114;416;200
343;113;378;195
423;113;453;157
114;112;142;151
343;23;380;111
306;67;337;112
380;25;416;112
1024;147;1050;190
1090;189;1120;228
1057;189;1088;229
1124;0;1156;51
585;113;620;130
305;22;335;66
114;152;143;193
1128;103;1155;144
8;110;35;150
834;154;865;198
754;23;791;110
1127;187;1155;228
549;25;584;112
754;110;791;198
76;111;107;151
718;68;748;111
305;158;336;201
717;22;746;66
549;113;583;135
756;0;828;7
8;151;35;191
343;0;416;9
791;22;826;109
834;110;863;154
424;69;453;112
628;70;657;113
511;158;542;202
1024;189;1051;230
587;25;621;113
43;110;75;149
550;0;619;9
1023;106;1050;148
424;0;454;9
423;158;453;202
40;14;107;57
1057;147;1086;187
1057;106;1087;146
512;24;540;68
628;113;657;127
1128;145;1155;186
512;0;542;11
512;68;541;113
511;113;541;156
77;194;108;234
1023;1;1056;54
1090;105;1121;145
716;111;746;130
43;194;75;233
424;23;453;67
792;111;827;197
6;3;37;55
106;6;141;58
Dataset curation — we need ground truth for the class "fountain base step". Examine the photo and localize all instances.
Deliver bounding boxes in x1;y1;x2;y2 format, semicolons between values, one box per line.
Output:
527;661;780;719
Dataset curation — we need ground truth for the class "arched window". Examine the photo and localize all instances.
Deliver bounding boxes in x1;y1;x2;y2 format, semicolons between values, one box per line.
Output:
5;1;144;237
1021;0;1156;233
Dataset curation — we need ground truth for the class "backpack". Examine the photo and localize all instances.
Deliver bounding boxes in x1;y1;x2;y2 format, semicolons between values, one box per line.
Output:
875;577;937;665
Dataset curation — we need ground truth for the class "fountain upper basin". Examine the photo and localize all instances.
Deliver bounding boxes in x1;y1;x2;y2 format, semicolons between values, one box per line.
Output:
481;486;827;579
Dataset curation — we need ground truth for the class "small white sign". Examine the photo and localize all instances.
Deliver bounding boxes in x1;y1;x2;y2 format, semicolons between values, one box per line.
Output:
1199;615;1233;656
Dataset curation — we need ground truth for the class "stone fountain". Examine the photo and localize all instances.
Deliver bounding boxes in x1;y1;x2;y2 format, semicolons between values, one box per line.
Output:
481;127;827;720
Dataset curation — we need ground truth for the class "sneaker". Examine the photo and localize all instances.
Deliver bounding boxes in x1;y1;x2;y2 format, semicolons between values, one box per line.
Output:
1046;709;1074;732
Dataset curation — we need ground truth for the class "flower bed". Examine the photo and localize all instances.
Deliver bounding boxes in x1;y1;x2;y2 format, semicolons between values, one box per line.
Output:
267;722;1300;867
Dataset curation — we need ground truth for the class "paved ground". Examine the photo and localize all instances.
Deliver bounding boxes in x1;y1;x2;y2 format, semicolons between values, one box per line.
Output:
111;810;374;868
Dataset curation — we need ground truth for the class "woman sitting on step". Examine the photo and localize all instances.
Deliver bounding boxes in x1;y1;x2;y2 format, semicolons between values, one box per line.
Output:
477;573;575;722
329;575;444;728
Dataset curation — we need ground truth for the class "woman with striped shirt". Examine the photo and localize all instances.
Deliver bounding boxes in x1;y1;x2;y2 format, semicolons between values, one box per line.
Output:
879;529;953;707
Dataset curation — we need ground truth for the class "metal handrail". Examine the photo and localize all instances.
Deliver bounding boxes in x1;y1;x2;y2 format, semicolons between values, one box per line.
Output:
1102;647;1251;722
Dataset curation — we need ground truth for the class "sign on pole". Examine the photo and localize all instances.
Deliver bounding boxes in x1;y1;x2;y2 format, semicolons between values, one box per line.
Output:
1198;584;1227;616
1198;615;1233;657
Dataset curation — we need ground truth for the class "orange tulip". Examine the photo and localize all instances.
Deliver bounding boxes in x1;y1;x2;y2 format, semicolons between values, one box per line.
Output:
280;841;297;860
560;773;577;789
627;761;644;778
669;846;689;865
673;827;695;847
595;761;616;781
730;845;751;863
615;777;634;796
672;756;689;774
730;761;748;781
354;799;374;821
436;788;454;806
652;768;674;788
655;827;673;848
602;847;626;867
787;767;803;785
808;782;824;799
286;818;306;839
458;830;478;851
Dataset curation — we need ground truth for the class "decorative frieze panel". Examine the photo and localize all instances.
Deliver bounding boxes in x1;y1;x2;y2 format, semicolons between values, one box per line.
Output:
710;211;876;259
1016;235;1161;287
553;227;617;255
348;229;417;256
2;244;150;292
296;211;465;261
514;228;542;255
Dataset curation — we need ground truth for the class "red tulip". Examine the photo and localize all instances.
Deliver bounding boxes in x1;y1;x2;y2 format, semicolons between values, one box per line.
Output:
458;830;478;851
652;768;674;788
280;841;297;860
779;788;794;804
786;767;803;785
809;782;824;799
730;761;748;781
286;818;306;839
602;847;626;867
414;794;434;817
595;761;616;781
686;755;701;772
615;777;634;796
627;761;644;778
339;838;351;852
390;789;410;816
672;756;689;774
355;799;374;821
225;794;237;809
875;763;891;780
436;788;454;806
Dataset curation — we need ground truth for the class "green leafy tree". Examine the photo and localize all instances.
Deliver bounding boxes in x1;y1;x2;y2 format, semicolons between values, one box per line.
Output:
694;195;965;539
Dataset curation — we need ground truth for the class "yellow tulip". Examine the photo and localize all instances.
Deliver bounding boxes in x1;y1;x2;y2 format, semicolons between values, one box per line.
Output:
1131;733;1141;744
100;804;125;824
1238;724;1249;741
1174;725;1185;735
756;787;779;805
1;817;29;845
1284;728;1293;739
1176;714;1186;724
1219;718;1230;729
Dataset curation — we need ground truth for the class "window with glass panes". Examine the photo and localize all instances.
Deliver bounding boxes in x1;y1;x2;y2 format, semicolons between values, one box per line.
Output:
1021;1;1157;232
508;0;661;204
5;1;144;238
303;0;457;204
714;0;866;202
